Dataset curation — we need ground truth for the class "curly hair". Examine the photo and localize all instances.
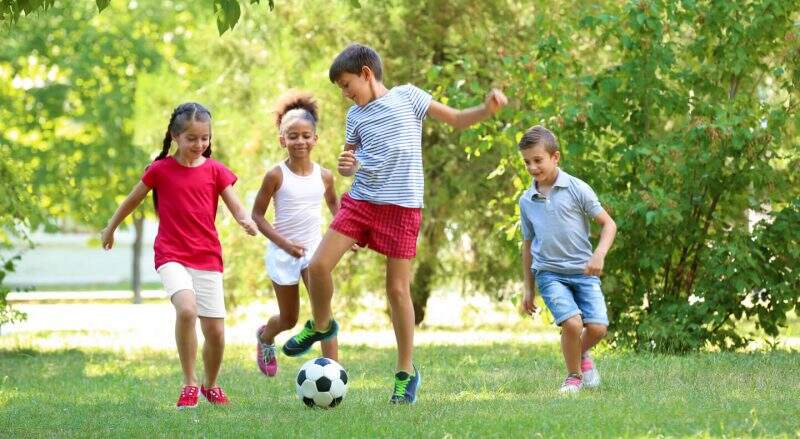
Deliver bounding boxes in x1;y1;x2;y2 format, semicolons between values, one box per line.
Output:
274;90;318;132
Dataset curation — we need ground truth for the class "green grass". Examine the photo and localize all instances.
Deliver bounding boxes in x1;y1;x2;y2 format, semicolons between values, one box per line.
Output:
2;340;799;438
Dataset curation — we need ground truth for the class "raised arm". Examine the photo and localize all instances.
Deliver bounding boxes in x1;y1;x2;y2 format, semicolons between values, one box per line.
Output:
427;88;508;129
584;209;617;276
101;182;151;250
221;185;258;236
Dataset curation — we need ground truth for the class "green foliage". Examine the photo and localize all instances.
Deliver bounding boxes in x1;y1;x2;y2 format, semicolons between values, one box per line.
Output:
466;0;800;352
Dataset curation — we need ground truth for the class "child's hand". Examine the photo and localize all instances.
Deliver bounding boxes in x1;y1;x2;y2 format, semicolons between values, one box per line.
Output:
238;217;258;236
521;290;538;316
350;243;361;252
338;150;359;176
485;88;508;115
101;227;115;250
584;252;605;276
281;241;307;258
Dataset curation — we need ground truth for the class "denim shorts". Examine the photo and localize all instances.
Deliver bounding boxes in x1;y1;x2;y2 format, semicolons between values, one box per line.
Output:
534;270;609;326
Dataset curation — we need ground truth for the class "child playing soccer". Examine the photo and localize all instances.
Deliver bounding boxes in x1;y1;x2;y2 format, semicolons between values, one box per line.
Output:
282;43;508;404
251;91;340;377
101;102;258;408
517;125;617;394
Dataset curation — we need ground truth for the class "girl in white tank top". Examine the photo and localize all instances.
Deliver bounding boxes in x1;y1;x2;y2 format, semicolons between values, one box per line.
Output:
250;91;341;376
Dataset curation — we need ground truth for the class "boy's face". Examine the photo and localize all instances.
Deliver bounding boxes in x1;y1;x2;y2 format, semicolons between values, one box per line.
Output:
334;69;373;106
520;144;559;182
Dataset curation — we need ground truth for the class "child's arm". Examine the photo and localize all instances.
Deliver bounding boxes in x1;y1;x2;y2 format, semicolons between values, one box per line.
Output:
337;144;358;177
101;182;151;250
521;239;538;315
585;209;617;276
250;168;306;257
221;185;258;236
427;88;508;129
321;167;340;215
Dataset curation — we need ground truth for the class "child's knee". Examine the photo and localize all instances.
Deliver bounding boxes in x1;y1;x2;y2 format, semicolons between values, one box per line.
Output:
175;305;197;322
203;322;225;342
308;258;331;277
587;324;607;338
560;315;583;333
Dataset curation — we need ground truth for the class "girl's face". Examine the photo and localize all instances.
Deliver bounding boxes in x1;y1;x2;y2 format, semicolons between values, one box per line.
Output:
280;119;317;159
173;121;211;160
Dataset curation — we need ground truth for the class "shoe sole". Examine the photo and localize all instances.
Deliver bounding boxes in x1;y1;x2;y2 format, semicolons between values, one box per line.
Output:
177;402;198;410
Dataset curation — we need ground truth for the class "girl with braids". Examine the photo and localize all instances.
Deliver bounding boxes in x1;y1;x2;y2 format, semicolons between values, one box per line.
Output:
101;102;257;408
251;91;342;377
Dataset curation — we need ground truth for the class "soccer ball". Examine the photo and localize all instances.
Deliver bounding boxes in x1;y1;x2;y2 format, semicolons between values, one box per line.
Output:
295;357;348;408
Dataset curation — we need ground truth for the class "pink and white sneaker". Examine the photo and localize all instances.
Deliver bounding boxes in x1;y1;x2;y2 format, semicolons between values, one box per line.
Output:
559;374;583;394
176;385;199;409
200;385;229;405
581;355;601;388
256;325;278;377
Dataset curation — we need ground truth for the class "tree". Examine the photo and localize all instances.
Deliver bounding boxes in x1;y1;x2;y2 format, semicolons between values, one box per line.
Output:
0;0;194;302
0;0;276;35
469;0;800;351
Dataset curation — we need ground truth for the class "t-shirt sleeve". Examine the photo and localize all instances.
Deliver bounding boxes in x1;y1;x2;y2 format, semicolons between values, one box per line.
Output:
519;197;534;240
344;107;360;146
404;84;433;120
141;161;161;188
578;181;604;218
215;161;238;194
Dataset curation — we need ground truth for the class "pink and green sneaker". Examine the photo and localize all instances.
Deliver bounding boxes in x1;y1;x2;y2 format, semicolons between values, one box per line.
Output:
256;325;278;377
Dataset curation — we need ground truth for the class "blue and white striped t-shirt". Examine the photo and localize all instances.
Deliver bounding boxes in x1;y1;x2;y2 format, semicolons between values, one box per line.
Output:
345;84;432;208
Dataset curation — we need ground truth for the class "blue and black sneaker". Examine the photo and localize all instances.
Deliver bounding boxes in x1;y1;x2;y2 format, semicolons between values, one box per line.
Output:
282;319;339;357
389;364;420;404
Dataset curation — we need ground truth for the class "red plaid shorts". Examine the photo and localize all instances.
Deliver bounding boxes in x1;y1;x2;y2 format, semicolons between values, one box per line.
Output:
330;193;422;259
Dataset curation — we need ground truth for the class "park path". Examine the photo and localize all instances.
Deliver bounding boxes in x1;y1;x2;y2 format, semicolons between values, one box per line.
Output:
2;291;560;350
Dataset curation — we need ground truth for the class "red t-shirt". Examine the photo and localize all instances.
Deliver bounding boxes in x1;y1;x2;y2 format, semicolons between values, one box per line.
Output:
141;156;237;272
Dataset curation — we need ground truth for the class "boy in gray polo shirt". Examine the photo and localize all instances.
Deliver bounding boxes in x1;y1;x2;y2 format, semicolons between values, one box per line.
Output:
518;125;617;394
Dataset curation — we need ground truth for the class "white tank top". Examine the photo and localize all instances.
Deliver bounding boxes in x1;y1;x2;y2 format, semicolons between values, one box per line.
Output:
272;161;325;249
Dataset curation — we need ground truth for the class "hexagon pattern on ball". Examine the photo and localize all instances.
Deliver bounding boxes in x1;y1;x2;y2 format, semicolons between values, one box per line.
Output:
295;357;348;408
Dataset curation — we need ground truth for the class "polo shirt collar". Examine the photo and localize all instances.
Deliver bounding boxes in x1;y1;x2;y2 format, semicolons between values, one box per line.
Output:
529;168;569;198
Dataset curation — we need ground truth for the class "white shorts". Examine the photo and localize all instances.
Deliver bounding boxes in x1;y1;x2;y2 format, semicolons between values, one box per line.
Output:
265;241;319;286
157;262;226;318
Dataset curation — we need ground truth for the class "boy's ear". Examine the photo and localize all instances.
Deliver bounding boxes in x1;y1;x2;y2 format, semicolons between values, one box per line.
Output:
361;65;373;80
552;150;561;162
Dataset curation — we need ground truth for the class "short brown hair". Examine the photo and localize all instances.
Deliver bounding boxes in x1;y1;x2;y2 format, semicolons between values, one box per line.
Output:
518;125;559;154
329;43;383;83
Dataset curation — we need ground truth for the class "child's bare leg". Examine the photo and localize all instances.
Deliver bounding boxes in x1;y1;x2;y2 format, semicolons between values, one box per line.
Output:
560;315;583;375
386;257;414;373
199;317;225;388
301;269;339;362
581;324;607;355
260;283;300;344
171;290;198;386
307;230;356;331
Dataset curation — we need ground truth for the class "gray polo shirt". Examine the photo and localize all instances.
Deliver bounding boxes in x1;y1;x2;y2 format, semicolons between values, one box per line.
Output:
519;169;604;274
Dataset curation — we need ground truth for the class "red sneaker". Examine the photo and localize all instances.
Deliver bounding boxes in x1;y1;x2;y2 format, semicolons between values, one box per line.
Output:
200;385;230;405
176;385;199;409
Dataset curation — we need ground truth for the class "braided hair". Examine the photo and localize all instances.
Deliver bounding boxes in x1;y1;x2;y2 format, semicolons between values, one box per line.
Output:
274;90;318;134
152;102;213;209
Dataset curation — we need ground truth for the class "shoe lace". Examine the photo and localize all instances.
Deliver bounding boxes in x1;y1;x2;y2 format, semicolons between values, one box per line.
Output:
564;375;582;386
260;343;276;362
393;376;411;397
295;324;316;343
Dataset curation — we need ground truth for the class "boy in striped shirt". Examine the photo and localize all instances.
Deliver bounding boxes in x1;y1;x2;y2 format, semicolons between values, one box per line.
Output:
283;43;507;404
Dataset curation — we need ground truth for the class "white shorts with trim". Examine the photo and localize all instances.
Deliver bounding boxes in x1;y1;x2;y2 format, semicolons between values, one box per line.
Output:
265;241;319;286
157;262;226;318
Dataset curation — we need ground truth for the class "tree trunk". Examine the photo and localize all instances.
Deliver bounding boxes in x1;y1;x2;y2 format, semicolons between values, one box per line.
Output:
132;214;143;304
410;253;435;325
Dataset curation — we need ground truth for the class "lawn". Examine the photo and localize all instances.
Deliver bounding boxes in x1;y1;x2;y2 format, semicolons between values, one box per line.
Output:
2;336;799;437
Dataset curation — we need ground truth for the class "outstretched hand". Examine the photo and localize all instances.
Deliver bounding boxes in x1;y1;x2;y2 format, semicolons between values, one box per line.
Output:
485;88;508;115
